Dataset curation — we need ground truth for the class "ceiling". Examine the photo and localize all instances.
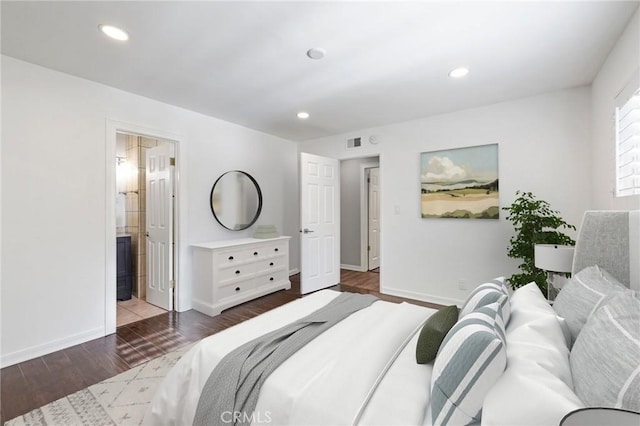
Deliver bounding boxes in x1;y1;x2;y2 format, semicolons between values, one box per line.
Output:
2;1;638;142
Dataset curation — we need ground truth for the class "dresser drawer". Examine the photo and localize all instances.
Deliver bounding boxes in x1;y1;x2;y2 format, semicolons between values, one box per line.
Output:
215;248;254;265
240;245;284;260
261;242;287;258
217;281;255;301
218;263;255;283
256;256;286;273
255;270;288;288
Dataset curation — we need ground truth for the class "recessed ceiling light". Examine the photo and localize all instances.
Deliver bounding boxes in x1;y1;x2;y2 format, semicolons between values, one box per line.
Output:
99;24;129;41
306;48;326;60
297;112;310;119
448;67;469;79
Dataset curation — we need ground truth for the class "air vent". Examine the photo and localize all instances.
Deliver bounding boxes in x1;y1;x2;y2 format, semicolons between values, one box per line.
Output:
346;137;362;149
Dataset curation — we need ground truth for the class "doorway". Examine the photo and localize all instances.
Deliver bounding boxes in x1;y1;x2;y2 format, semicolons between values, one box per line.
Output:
344;158;380;293
300;153;381;289
114;132;176;327
336;156;380;270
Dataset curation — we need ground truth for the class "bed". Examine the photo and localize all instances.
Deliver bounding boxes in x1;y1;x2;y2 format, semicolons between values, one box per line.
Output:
144;211;640;426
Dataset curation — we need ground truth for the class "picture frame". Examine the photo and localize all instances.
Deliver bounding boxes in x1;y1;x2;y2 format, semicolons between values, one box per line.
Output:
420;143;499;219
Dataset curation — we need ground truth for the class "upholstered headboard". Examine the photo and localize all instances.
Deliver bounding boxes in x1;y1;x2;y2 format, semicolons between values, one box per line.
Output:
572;210;640;290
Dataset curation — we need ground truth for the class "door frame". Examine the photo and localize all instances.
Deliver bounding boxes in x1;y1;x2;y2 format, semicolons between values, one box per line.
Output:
359;160;380;271
105;119;184;335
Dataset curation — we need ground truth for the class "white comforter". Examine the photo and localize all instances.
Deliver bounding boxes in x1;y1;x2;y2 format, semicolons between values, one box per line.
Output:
144;290;436;426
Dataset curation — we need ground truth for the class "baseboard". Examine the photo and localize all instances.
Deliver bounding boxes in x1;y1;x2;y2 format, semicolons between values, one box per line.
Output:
382;286;465;308
1;327;105;368
289;268;300;276
340;264;366;272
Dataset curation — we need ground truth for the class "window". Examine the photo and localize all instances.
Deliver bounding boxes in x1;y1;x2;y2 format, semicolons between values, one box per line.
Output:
615;76;640;197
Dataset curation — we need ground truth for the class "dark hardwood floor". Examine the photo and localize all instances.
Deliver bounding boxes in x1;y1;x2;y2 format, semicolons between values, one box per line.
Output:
338;269;443;309
1;270;441;423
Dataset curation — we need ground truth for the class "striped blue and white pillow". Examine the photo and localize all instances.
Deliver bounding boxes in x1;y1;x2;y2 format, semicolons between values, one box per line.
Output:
472;302;507;346
431;300;508;425
460;278;510;324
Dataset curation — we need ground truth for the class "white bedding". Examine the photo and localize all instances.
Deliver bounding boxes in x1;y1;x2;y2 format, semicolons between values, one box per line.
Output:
144;290;436;426
481;283;584;426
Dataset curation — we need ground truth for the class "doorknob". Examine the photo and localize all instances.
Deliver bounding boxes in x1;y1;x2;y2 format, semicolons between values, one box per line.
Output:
145;232;149;237
302;228;314;234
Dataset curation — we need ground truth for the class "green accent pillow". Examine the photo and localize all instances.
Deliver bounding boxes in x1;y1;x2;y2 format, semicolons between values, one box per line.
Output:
416;305;459;364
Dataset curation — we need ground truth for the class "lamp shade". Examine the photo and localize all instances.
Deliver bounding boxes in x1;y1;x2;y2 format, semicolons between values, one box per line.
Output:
534;244;575;273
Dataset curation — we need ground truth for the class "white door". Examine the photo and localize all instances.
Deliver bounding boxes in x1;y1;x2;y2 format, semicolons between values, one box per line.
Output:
368;167;380;270
300;153;340;294
146;144;174;310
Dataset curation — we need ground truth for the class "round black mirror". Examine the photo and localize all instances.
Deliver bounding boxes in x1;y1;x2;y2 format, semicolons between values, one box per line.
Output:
210;171;262;231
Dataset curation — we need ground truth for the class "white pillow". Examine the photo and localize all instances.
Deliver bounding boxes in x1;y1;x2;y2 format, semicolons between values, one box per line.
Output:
482;283;584;426
508;281;564;333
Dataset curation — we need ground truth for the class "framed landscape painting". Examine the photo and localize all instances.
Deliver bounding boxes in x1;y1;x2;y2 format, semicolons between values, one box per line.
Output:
420;143;499;219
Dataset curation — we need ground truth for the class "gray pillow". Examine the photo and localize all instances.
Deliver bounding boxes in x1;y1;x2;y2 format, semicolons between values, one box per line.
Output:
553;265;626;345
600;268;627;288
570;293;640;412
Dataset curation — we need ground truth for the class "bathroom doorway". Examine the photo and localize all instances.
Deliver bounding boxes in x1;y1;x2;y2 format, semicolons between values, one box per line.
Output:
115;132;176;327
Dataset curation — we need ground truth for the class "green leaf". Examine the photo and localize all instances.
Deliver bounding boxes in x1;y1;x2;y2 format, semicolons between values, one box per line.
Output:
502;191;575;293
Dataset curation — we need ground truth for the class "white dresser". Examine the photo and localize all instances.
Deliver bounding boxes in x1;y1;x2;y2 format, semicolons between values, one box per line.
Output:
191;236;291;316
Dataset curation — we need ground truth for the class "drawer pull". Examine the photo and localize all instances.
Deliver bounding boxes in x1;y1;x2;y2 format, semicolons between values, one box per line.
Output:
269;262;274;266
253;251;258;256
228;255;234;260
269;277;274;281
235;287;240;292
235;270;240;275
274;248;279;252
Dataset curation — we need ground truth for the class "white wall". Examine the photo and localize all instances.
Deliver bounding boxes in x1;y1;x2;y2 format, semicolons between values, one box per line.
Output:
7;20;632;363
591;8;640;211
1;56;298;366
300;87;592;306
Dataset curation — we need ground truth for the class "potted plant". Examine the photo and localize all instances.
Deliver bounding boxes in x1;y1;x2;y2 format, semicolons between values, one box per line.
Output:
502;191;576;293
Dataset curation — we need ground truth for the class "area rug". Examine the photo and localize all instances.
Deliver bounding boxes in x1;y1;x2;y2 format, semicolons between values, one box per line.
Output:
5;343;195;426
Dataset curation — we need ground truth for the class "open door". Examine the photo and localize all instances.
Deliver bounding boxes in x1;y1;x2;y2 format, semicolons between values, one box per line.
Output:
368;167;380;270
146;144;174;310
300;152;340;294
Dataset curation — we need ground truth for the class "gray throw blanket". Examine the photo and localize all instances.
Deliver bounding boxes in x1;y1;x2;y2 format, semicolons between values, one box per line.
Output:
193;292;378;426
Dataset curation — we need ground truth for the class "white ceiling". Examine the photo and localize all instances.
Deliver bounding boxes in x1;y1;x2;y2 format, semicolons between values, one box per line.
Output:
2;1;638;141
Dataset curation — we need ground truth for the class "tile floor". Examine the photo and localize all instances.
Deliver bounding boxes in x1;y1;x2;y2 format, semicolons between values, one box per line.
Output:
116;296;167;327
